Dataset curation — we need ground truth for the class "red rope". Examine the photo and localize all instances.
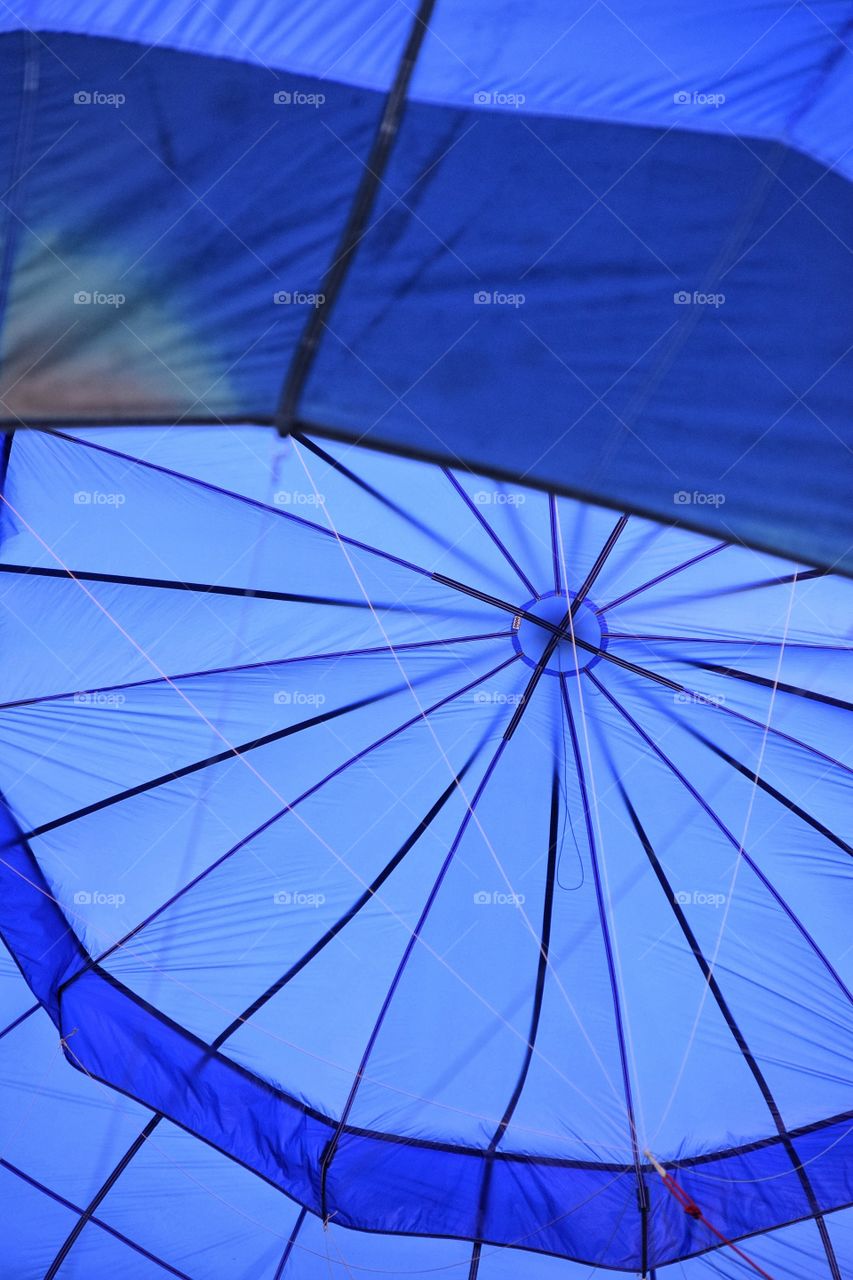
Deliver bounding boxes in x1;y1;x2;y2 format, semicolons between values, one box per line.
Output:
645;1150;776;1279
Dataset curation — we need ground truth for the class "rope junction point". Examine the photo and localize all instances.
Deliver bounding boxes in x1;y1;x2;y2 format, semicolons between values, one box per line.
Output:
644;1149;776;1279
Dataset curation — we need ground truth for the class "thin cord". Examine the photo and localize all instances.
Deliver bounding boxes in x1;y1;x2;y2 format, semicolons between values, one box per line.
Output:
650;572;799;1141
0;487;628;1140
291;439;627;1107
645;1149;776;1280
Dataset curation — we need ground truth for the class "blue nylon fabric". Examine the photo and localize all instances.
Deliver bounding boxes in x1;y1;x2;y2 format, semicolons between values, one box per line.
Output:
299;103;853;571
2;961;853;1277
2;1;852;174
0;31;383;421
0;19;850;570
0;799;84;1020
0;426;851;1273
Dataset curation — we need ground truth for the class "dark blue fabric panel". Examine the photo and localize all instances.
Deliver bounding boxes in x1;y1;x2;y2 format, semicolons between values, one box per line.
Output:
0;32;383;420
3;936;852;1275
57;967;322;1208
47;955;853;1268
794;1126;853;1216
301;100;853;571
2;0;852;181
0;32;850;568
0;796;84;1019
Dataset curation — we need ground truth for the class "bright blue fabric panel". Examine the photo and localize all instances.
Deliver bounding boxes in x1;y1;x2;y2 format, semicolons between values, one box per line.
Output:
0;426;851;1271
